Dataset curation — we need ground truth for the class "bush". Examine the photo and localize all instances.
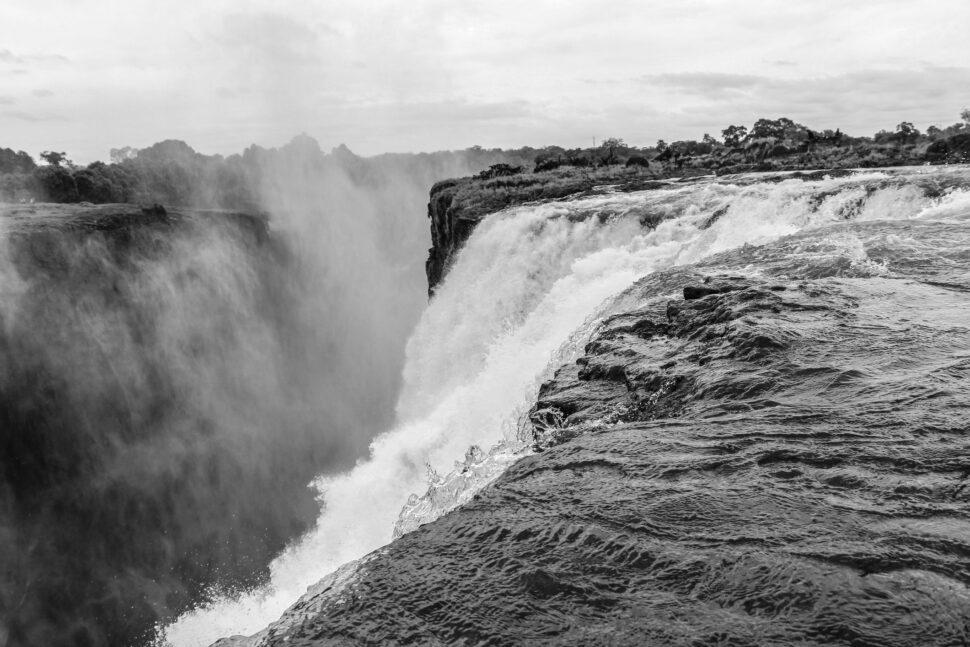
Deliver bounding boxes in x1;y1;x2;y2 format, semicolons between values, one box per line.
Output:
0;148;36;174
32;165;79;203
75;164;124;203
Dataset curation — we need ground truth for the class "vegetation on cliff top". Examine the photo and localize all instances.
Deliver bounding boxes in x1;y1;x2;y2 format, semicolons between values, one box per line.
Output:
0;138;538;208
426;111;970;225
2;111;969;208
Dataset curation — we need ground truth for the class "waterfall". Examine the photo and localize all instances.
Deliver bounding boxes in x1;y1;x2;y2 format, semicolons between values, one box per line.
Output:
161;167;970;646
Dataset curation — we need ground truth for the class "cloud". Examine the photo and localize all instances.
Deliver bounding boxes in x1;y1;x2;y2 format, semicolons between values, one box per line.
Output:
0;49;68;66
629;65;970;140
32;89;54;98
25;53;69;65
2;0;969;162
0;96;16;105
639;66;970;114
2;110;68;123
406;99;534;122
217;12;325;65
639;73;767;99
353;99;537;128
0;49;23;64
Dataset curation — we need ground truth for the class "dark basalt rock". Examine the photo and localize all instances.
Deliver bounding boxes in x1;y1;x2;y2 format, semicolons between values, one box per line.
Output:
681;278;742;300
531;272;823;440
424;175;678;297
243;255;970;646
424;180;487;298
698;204;729;230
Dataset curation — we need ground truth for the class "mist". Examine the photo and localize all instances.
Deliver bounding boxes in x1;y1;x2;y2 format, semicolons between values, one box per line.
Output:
0;137;493;646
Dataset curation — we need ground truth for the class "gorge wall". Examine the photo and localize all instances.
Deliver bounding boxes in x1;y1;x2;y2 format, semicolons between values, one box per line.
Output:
424;170;669;296
0;204;345;647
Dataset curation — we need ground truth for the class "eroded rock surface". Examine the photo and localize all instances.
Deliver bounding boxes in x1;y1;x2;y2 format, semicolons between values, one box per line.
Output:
237;262;970;646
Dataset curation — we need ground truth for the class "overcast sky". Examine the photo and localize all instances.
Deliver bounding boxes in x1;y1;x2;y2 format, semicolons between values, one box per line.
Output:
1;0;968;163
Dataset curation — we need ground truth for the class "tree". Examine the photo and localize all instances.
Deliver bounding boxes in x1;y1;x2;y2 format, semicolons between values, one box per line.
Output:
0;148;36;173
109;146;139;164
40;150;71;167
134;139;198;164
32;165;79;202
873;129;894;144
962;108;970;124
894;121;919;145
75;162;124;203
655;139;668;154
721;125;748;148
702;133;718;146
600;137;625;164
748;117;802;141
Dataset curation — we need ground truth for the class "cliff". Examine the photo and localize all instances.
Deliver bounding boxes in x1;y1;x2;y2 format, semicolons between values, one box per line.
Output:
425;170;669;296
424;166;856;297
0;203;318;647
0;202;268;241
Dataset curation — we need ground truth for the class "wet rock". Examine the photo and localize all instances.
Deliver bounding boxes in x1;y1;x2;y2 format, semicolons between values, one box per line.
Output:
230;239;970;647
230;170;970;647
532;274;814;441
682;279;741;300
698;205;729;230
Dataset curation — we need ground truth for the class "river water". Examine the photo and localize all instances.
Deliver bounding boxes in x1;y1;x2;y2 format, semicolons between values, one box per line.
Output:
164;165;970;646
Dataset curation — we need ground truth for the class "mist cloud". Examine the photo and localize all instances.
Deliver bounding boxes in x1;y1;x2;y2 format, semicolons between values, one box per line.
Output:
0;137;502;645
217;12;325;65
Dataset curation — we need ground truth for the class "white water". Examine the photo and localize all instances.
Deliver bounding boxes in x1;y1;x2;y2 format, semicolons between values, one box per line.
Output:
160;169;961;646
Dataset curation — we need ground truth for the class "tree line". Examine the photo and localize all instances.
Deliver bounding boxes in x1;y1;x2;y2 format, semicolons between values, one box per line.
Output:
526;110;970;174
0;136;548;207
3;110;970;206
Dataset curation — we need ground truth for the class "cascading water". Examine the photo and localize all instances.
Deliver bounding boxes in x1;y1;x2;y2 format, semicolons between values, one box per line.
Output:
162;166;970;646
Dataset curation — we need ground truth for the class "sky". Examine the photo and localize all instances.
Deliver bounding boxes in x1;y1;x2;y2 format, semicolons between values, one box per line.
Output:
1;0;969;163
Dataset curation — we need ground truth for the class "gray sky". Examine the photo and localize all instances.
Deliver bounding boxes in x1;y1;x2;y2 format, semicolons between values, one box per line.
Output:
1;0;968;163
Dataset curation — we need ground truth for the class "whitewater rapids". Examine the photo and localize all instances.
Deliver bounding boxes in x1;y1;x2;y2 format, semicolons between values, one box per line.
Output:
161;166;970;646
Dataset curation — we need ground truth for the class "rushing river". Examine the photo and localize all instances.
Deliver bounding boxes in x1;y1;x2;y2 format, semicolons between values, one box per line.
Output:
163;166;970;646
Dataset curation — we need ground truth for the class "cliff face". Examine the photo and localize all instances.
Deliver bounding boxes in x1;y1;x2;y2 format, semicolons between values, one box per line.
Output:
425;179;483;297
424;171;669;296
0;202;268;242
0;203;328;647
